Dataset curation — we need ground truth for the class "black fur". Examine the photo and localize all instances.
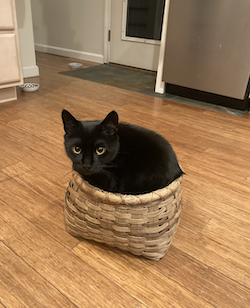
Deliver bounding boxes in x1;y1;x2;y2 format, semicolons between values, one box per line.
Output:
62;110;183;194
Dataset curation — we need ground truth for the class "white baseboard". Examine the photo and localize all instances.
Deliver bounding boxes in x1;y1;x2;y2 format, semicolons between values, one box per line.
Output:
35;44;104;64
22;65;40;78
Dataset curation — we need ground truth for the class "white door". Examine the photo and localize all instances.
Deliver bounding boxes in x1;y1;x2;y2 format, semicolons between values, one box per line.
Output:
109;0;165;71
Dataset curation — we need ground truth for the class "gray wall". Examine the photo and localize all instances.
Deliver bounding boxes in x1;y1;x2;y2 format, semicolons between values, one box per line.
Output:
31;0;105;63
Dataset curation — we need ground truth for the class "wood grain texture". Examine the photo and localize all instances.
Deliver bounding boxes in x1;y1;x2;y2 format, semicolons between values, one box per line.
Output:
0;179;81;250
0;241;76;308
180;202;212;232
0;201;140;308
172;226;250;288
146;246;250;308
73;240;214;308
0;134;71;183
0;171;9;182
0;51;249;307
201;218;250;257
183;182;250;233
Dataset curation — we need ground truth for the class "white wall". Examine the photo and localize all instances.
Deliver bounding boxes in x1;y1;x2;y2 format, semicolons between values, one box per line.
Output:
16;0;39;78
31;0;105;64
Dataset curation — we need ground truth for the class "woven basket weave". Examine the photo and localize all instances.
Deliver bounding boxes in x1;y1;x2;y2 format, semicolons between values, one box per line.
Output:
64;172;182;261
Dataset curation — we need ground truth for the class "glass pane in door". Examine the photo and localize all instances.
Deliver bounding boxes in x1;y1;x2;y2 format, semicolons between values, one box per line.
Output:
126;0;165;40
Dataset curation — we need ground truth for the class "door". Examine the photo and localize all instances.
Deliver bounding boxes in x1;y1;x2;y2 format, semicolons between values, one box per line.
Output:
109;0;165;71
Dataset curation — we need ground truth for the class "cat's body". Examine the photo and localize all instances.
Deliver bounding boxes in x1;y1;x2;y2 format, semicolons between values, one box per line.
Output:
62;110;183;194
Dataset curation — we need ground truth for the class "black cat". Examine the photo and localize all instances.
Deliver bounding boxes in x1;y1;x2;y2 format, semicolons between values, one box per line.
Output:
62;110;183;194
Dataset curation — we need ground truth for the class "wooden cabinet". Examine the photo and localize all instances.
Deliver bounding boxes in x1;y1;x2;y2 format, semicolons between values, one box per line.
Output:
0;0;23;103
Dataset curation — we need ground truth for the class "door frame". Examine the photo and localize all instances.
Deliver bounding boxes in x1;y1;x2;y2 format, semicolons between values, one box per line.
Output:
103;0;111;64
155;0;170;94
103;0;170;93
104;0;163;63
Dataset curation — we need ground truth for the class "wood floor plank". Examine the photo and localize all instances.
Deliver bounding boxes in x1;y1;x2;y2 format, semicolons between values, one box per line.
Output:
203;109;250;129
184;175;250;215
2;168;69;208
0;279;27;308
203;148;250;179
0;146;20;171
0;121;68;164
0;171;10;182
0;103;63;125
233;127;250;142
184;161;250;198
200;131;249;160
0;105;23;124
183;187;250;235
179;147;250;183
176;124;250;162
242;112;250;121
0;179;79;250
73;240;215;308
0;134;71;182
179;202;212;233
0;201;140;308
0;241;76;308
2;162;31;177
19;134;67;164
8;118;63;145
201;218;250;258
159;104;238;135
172;226;250;289
146;246;250;308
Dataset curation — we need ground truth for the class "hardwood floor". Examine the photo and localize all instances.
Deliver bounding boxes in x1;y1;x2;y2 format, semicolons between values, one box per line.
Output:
0;52;250;308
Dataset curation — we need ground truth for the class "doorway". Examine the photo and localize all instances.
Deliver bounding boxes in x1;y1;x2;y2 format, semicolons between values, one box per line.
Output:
108;0;165;71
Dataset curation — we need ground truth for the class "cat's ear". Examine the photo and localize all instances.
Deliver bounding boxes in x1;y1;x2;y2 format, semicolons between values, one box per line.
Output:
100;111;118;136
62;109;79;134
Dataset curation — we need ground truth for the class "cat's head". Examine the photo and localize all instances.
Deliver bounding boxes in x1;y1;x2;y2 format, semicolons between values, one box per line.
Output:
62;110;119;176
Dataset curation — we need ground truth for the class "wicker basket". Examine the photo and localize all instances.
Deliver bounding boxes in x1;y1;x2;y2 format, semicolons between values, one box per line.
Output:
64;172;182;261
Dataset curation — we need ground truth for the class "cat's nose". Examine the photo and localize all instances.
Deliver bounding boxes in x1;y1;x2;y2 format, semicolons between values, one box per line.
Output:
83;163;91;170
82;165;93;175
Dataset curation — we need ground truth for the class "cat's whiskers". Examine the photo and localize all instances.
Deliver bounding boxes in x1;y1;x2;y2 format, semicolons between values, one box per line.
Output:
102;163;118;169
99;167;119;179
117;151;130;155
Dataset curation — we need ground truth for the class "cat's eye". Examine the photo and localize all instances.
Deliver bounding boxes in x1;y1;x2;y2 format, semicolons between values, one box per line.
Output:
96;146;106;155
73;146;82;154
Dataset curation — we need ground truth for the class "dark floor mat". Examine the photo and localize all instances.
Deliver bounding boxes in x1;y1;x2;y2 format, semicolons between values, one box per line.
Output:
60;64;156;92
60;64;248;117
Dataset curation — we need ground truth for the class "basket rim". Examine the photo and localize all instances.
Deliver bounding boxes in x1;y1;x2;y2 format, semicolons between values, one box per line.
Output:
72;172;183;206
